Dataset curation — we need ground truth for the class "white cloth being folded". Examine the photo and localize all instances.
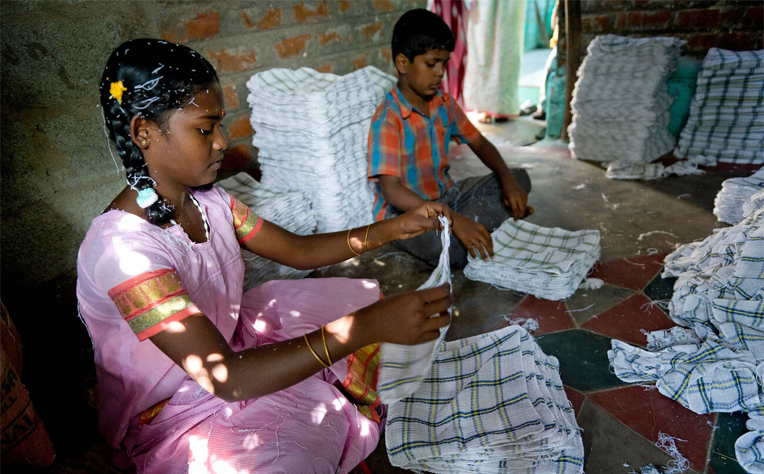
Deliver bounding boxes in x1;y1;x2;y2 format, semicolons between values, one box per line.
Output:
386;325;584;473
464;218;600;300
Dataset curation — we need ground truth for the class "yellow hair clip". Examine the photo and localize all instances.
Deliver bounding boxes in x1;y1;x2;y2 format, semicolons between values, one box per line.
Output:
109;81;127;104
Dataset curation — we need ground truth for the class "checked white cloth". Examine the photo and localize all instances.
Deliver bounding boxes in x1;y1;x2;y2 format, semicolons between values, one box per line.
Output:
675;48;764;165
246;66;395;232
378;216;453;404
609;185;764;472
385;325;584;473
464;218;600;301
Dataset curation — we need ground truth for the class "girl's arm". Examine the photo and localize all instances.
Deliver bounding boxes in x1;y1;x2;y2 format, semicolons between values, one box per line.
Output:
149;285;451;402
243;202;451;270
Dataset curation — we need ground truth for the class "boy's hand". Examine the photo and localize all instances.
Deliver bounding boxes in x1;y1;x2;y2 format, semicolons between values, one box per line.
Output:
452;212;493;260
501;179;529;221
395;202;452;240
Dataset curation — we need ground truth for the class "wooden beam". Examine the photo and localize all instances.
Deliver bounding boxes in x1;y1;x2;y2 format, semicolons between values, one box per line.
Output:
561;0;581;142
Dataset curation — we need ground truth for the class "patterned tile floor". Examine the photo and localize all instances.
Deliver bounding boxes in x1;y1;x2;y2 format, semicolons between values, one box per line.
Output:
530;255;748;474
341;250;750;474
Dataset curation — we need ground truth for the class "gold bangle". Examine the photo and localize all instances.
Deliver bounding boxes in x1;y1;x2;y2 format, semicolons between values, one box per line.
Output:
363;224;371;253
321;325;333;366
346;228;361;256
304;334;329;368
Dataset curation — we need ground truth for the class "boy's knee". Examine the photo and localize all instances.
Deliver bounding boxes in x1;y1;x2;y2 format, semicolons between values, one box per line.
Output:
510;168;532;194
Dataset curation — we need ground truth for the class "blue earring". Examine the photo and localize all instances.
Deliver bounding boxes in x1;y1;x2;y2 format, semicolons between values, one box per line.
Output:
136;188;159;209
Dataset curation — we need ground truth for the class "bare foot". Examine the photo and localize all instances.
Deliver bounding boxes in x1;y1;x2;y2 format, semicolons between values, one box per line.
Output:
478;113;492;124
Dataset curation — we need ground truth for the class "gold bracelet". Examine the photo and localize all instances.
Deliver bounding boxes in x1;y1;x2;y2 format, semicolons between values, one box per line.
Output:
363;224;371;253
321;325;333;366
304;334;329;368
347;228;361;256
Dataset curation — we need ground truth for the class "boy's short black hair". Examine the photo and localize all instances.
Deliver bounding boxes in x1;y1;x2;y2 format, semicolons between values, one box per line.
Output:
392;9;455;62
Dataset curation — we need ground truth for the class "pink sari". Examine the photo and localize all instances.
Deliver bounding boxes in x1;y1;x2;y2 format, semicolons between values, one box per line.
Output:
76;186;382;473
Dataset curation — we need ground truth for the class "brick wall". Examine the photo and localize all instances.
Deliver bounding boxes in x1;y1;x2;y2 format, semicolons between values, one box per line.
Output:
156;0;415;173
579;0;763;56
0;0;421;456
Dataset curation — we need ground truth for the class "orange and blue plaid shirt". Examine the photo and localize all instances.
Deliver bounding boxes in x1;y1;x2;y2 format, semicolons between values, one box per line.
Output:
367;86;481;221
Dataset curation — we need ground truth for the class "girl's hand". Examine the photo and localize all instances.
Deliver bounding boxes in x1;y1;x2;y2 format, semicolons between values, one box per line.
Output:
357;285;452;345
395;202;453;240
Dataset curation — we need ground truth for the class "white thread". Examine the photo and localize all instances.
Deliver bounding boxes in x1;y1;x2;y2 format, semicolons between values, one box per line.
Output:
100;106;121;175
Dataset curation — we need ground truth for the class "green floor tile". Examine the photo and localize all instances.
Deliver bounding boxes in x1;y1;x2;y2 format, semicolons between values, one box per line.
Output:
712;412;749;460
708;451;747;474
644;275;677;302
536;329;627;392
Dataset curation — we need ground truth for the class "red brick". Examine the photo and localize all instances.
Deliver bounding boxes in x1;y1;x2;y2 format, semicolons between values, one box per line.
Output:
373;0;397;13
293;1;328;24
719;31;763;51
319;30;344;46
226;116;253;140
206;48;257;74
359;21;384;43
676;9;720;28
221;144;251;171
614;10;670;30
222;84;239;109
339;0;351;13
684;33;718;53
743;6;764;25
719;8;741;26
633;0;649;7
160;12;220;43
258;7;282;30
274;34;312;59
581;0;629;14
582;14;610;34
352;51;370;70
315;62;333;73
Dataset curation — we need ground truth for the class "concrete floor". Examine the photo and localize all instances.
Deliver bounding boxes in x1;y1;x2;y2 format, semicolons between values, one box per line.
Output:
51;117;755;473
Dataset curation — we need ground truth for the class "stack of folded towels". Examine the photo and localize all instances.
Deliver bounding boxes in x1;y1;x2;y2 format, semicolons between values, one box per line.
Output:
463;218;601;300
568;35;685;167
217;172;317;290
386;325;584;473
675;48;764;165
246;66;396;232
713;168;764;224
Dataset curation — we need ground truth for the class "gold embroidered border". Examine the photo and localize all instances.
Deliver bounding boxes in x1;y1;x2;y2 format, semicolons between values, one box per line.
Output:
110;270;185;321
344;343;380;407
127;294;195;335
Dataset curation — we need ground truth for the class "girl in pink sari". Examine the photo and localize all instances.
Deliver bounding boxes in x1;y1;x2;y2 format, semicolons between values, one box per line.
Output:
77;39;452;474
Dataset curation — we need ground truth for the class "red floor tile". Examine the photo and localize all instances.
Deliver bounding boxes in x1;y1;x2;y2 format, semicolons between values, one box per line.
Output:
582;294;676;346
564;385;586;418
589;385;715;472
497;295;576;336
588;254;667;291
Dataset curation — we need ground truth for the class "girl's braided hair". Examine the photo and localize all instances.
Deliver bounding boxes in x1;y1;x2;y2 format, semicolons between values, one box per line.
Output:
99;38;218;225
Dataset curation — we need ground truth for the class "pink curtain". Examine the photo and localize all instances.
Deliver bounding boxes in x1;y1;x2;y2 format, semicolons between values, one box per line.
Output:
430;0;468;107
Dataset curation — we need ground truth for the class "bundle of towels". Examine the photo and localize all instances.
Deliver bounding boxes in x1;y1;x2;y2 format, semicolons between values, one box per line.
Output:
246;66;395;232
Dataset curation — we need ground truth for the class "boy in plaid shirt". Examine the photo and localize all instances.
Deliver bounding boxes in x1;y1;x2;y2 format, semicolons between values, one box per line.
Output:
367;9;532;269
